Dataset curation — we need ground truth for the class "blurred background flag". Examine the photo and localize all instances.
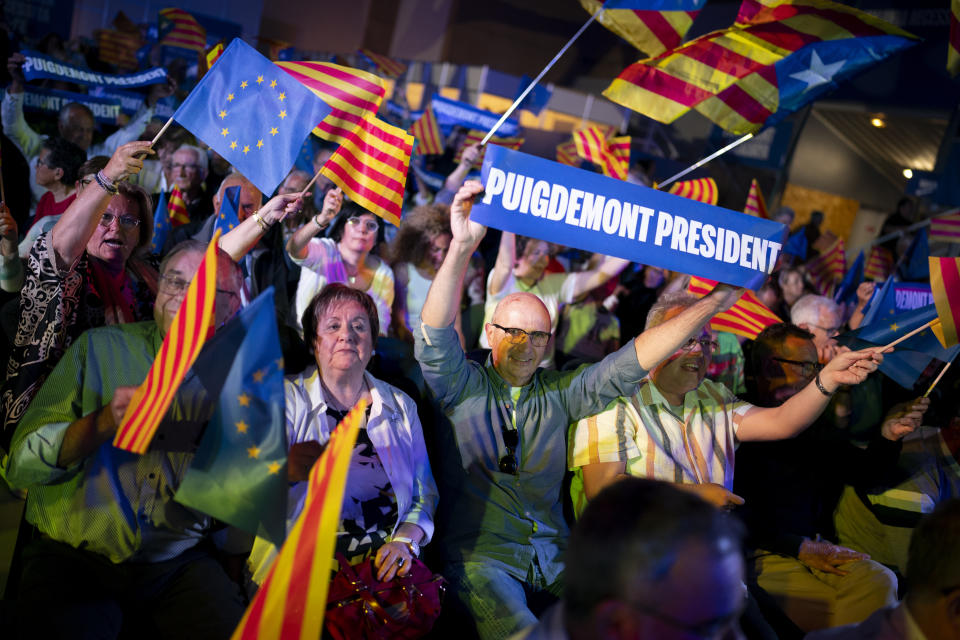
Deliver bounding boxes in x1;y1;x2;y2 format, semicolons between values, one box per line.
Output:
668;177;718;205
930;257;960;347
931;211;960;244
357;49;408;78
743;178;768;218
688;276;781;339
865;245;894;281
176;288;288;546
834;251;864;305
159;7;207;52
410;107;444;155
172;39;332;196
213;185;242;237
580;0;706;57
573;125;630;180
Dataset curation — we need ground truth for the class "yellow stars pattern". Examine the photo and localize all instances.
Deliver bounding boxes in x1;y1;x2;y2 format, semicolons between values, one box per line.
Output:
227;365;284;485
252;369;266;383
238;393;250;407
890;323;899;332
267;461;282;474
247;446;261;459
235;420;249;433
219;75;293;164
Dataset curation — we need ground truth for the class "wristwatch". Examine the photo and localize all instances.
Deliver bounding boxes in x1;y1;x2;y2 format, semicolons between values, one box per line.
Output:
391;535;421;557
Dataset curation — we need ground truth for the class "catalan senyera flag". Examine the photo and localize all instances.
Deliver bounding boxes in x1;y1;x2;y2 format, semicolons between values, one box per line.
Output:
320;114;414;226
454;130;525;169
667;177;718;205
931;211;960;244
159;8;206;52
231;399;365;640
96;29;141;70
805;238;846;296
557;139;580;167
410;107;444;155
573;125;630;180
168;186;190;226
864;245;894;281
358;49;407;78
604;0;917;135
930;257;960;348
113;231;221;454
743;179;768;218
206;42;225;69
950;0;960;76
688;276;782;339
277;61;386;146
580;0;705;57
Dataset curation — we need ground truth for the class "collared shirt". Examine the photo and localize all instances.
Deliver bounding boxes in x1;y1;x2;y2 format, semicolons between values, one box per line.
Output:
415;322;646;584
569;378;753;517
6;321;215;564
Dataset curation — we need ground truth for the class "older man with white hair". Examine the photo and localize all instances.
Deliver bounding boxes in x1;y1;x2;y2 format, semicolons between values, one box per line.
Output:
791;294;844;364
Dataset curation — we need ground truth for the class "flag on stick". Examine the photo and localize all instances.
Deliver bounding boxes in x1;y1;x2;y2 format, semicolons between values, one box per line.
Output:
834;250;864;305
930;257;960;348
454;129;525;168
212;185;242;237
805;238;846;296
320;114;414;226
688;276;782;339
573;125;630;180
931;212;960;243
277;61;386;146
864;245;894;281
231;400;366;640
357;49;407;78
113;231;221;453
743;179;768;218
159;8;206;52
410;107;444;155
556;139;580;167
950;0;960;76
579;0;705;57
668;177;718;205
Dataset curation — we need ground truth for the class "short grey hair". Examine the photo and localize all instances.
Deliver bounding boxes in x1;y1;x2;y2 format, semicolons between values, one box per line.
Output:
645;291;699;331
174;144;209;178
790;294;840;327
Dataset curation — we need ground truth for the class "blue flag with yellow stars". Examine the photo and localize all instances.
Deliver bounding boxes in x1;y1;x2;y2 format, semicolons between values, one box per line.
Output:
172;38;331;196
150;189;170;254
175;287;288;545
213;185;241;237
834;251;864;305
860;276;896;328
900;228;930;282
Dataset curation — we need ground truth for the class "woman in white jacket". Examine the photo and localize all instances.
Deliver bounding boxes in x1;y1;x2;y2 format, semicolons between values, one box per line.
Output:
248;283;437;586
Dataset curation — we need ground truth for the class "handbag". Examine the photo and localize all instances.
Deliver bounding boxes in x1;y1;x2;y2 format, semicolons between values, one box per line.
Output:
325;552;446;639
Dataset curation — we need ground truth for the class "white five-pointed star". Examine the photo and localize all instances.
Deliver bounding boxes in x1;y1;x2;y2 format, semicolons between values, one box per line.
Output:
789;50;845;93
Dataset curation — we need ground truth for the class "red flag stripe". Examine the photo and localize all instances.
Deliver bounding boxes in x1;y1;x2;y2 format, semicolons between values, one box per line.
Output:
278;65;383;115
279;62;385;99
323;159;403;215
617;66;716;108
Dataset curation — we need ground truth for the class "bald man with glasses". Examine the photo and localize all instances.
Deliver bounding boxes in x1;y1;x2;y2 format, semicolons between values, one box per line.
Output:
414;181;744;639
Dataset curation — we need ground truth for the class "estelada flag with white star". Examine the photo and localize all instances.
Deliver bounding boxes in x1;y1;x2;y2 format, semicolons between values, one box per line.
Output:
176;286;289;546
604;0;917;136
172;38;332;196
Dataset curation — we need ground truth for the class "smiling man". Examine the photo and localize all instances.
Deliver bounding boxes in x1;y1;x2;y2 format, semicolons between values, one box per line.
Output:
415;181;744;639
570;295;886;518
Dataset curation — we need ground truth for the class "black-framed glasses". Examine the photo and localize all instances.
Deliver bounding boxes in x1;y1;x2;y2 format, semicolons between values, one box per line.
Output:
772;357;824;378
159;274;237;299
680;337;720;352
99;213;140;228
491;323;551;347
346;216;379;232
499;426;519;475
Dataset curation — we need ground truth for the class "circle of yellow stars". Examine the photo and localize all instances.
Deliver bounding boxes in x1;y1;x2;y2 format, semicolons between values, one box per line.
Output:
219;73;288;160
232;357;286;476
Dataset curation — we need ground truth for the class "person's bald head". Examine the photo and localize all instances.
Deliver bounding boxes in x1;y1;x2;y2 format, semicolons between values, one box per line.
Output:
486;292;552;387
213;173;263;221
58;103;95;151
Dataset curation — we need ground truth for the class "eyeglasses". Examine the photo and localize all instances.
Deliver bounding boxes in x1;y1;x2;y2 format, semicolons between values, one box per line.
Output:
159;274;237;299
499;425;519;475
99;213;141;228
491;323;551;347
808;323;841;337
171;162;201;173
346;217;379;233
36;155;55;169
680;337;720;352
772;357;824;378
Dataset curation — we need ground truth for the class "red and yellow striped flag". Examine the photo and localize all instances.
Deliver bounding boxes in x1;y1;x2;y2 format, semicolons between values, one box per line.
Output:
206;42;225;69
277;61;386;146
950;0;960;76
159;8;206;52
580;0;702;57
930;257;960;347
931;212;960;244
95;29;141;70
668;177;718;205
573;125;630;180
688;276;782;339
454;130;525;169
232;400;365;640
864;245;894;281
556;139;580;166
358;49;407;78
320;114;413;226
113;231;221;453
805;238;846;296
743;179;768;218
168;186;190;226
410;107;444;155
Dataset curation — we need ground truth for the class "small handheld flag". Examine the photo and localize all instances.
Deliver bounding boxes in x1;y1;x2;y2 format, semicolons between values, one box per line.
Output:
688;277;782;339
159;8;206;52
930;257;960;348
668;177;718;205
212;185;242;237
410;107;444;156
573;126;630;180
743;179;768;218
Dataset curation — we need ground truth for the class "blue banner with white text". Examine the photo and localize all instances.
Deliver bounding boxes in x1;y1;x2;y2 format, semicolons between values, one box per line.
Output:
23;87;122;124
21;49;168;88
472;147;788;289
430;94;520;137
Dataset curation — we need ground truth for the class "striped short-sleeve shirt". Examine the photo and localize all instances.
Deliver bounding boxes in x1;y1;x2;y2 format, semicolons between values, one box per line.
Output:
569;378;754;517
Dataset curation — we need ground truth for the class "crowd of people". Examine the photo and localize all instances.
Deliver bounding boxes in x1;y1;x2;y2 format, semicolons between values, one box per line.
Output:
0;27;958;640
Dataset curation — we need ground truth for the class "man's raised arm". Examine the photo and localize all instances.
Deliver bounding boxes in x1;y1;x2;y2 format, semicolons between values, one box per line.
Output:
420;181;487;329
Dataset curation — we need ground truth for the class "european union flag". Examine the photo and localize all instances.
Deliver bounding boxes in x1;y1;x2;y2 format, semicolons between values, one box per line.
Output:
212;185;241;237
150;190;170;254
172;38;332;196
900;228;930;282
861;276;896;327
175;287;288;545
834;251;864;305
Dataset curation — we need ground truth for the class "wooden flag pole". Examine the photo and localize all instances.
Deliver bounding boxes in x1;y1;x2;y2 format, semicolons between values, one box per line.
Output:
880;318;941;351
924;359;953;398
480;7;603;146
657;133;754;191
300;165;326;198
150;116;175;147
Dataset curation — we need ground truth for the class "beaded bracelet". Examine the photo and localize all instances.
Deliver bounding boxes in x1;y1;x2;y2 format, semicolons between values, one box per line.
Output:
94;171;118;195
